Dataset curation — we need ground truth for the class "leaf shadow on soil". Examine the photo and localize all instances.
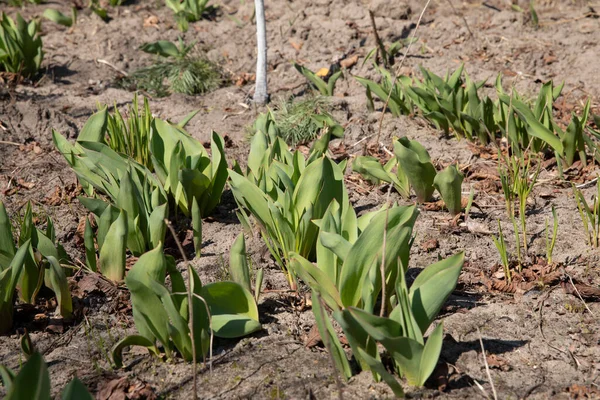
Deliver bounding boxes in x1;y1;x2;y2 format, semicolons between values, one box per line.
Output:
46;64;78;85
442;335;528;366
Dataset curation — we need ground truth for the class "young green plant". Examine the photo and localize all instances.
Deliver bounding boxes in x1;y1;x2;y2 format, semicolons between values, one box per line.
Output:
229;130;350;288
1;352;93;400
0;201;73;332
545;205;558;264
165;0;212;32
573;179;600;248
293;63;342;96
0;13;44;78
121;38;221;97
290;204;464;394
112;232;261;367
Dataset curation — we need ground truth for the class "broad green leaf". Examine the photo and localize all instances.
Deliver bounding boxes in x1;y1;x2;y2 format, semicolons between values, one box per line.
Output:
315;201;343;284
140;40;180;58
177;109;200;128
229;233;251;293
148;203;167;250
200;281;261;338
290;254;342;310
125;245;175;355
228;170;274;230
355;76;402;116
61;378;93;400
191;197;202;257
45;256;73;319
5;352;50;400
338;205;417;307
99;210;127;281
116;170;145;256
394;138;436;203
42;9;73;27
209;314;262;339
96;205;119;251
17;243;43;304
319;232;351;264
433;165;464;215
347;307;403;339
312;291;352;379
504;96;564;153
0;365;15;393
333;309;380;381
76;108;107;143
202;131;228;215
418;322;444;386
383;336;425;386
83;217;96;272
409;252;463;334
294;63;329;95
352;156;392;184
0;202;15;269
356;347;404;397
112;335;158;369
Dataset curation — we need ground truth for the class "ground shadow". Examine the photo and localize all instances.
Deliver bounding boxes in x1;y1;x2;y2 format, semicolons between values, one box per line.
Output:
442;335;529;366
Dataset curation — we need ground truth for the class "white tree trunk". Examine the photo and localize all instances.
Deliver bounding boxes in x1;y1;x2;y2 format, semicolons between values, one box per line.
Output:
253;0;268;105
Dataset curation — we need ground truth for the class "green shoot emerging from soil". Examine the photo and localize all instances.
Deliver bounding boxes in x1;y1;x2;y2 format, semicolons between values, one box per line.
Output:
105;94;153;169
546;205;558;264
498;152;540;266
574;178;600;248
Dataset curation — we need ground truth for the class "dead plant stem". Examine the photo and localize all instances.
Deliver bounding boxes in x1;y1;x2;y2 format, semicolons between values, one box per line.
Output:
477;327;498;400
369;10;388;69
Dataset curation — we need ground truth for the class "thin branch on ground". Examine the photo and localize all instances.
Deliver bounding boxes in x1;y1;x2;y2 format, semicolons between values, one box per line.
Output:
477;327;498;400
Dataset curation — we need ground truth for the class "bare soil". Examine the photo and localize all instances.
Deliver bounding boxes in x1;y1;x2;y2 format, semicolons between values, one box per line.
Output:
1;0;600;398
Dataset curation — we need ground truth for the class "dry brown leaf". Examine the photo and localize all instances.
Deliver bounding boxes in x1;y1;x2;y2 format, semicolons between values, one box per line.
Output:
289;39;303;51
143;15;159;28
486;354;511;371
235;72;255;87
340;55;358;69
74;216;87;246
420;238;439;252
562;282;600;301
304;324;322;348
45;187;63;206
98;377;129;400
17;178;35;189
77;273;119;298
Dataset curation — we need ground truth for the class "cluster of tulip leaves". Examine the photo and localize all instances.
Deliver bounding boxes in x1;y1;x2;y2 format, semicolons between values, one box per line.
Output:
291;204;464;396
228;114;463;394
0;12;44;78
0;202;72;334
357;64;596;172
228;113;348;287
165;0;212;32
353;137;464;215
53;106;227;280
0;352;93;400
111;232;261;367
